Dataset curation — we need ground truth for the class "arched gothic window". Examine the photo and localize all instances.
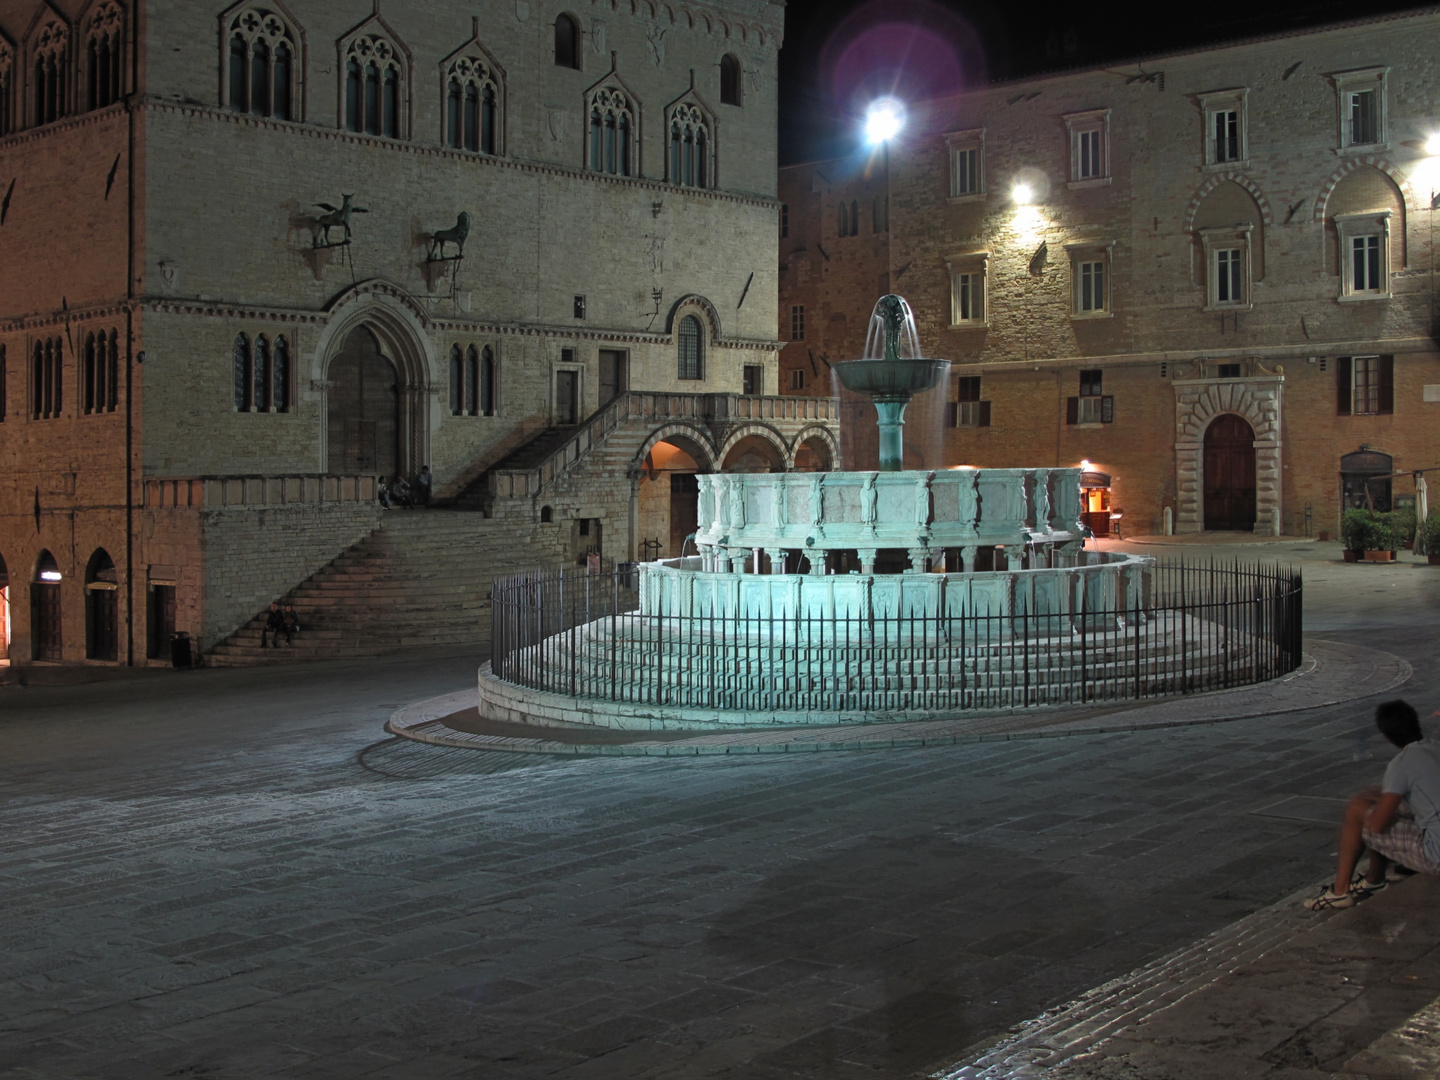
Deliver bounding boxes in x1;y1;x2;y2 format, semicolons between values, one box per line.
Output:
587;86;634;176
343;30;405;138
480;347;496;416
234;333;253;411
837;202;849;237
223;6;299;120
554;14;580;69
444;50;501;154
720;54;741;106
677;315;703;380
83;329;118;414
30;14;69;126
0;38;13;137
850;200;860;234
233;332;288;412
84;1;124;111
448;344;463;415
32;337;63;419
0;344;7;421
668;102;711;188
464;345;479;415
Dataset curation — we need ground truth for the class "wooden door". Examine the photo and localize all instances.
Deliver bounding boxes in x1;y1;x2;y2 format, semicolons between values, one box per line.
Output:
327;327;399;476
149;584;175;659
88;587;117;661
1203;414;1257;531
556;370;578;425
598;350;627;405
32;583;61;661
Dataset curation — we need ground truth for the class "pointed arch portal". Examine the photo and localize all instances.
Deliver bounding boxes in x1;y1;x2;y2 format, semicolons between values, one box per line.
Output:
327;326;399;476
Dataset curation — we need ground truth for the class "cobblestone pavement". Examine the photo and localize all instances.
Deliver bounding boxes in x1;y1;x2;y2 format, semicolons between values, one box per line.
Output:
0;541;1437;1079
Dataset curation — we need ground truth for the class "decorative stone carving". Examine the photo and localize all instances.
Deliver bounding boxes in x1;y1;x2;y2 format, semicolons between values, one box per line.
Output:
1173;371;1284;535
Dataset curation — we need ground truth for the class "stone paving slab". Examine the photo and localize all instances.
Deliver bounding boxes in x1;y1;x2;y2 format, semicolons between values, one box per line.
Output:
934;875;1440;1079
387;639;1411;757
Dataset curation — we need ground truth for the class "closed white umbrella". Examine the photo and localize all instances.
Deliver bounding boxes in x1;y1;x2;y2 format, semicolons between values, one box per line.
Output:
1416;474;1430;556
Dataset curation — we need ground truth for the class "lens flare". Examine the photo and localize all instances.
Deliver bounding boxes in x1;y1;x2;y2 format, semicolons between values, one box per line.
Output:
864;98;906;144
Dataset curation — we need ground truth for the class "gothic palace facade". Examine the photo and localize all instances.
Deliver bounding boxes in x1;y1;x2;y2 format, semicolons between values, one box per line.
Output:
0;0;848;666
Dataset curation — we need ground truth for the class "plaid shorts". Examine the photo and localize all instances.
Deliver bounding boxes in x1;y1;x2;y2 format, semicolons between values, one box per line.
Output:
1363;804;1440;874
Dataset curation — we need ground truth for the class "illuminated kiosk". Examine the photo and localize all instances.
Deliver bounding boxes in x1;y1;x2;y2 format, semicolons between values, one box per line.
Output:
478;297;1301;731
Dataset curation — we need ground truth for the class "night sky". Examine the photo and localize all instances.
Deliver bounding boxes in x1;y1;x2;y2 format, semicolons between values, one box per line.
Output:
776;0;1440;164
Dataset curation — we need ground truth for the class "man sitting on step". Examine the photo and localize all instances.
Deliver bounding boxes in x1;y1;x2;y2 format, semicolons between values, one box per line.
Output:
260;602;291;648
1307;699;1440;910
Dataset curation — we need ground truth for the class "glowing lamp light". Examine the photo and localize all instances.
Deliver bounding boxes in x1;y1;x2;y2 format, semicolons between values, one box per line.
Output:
1080;459;1092;470
863;98;906;146
39;570;62;581
1427;133;1440;156
1011;181;1035;206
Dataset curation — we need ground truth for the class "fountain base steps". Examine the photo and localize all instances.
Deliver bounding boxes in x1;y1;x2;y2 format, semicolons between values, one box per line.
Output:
483;613;1274;728
207;512;563;666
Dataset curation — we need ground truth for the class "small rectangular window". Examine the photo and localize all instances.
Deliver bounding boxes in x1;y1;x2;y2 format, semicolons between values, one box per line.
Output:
1352;235;1382;292
1078;130;1103;179
1218;363;1241;379
1350;90;1377;145
954;273;983;323
1078;261;1105;312
1079;370;1103;397
573;295;586;319
743;365;761;395
780;203;789;238
1215;248;1242;304
952;148;977;195
790;305;805;341
1214;110;1240;162
790;368;804;391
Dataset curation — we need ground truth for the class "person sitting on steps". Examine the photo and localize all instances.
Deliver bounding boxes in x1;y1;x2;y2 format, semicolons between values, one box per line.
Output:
281;604;300;642
260;602;290;648
1307;699;1440;910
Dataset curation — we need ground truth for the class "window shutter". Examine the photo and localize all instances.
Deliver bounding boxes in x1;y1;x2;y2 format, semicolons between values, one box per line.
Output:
1337;356;1352;415
1378;355;1394;415
1101;395;1114;423
1066;396;1079;425
944;402;958;427
978;400;992;427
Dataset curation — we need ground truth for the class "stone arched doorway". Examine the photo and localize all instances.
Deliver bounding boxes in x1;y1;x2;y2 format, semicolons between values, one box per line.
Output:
85;548;118;662
1173;364;1282;534
634;425;717;560
327;327;400;477
1204;414;1257;531
0;553;9;661
32;550;63;662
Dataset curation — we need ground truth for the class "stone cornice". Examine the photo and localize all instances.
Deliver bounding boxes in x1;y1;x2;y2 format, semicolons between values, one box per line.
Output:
952;337;1438;373
140;99;779;210
0;100;128;151
138;297;782;351
0;301;134;333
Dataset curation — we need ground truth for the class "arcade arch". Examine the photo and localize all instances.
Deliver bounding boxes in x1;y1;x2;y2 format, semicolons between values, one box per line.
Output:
85;548;118;662
634;425;716;559
0;552;9;662
32;550;62;662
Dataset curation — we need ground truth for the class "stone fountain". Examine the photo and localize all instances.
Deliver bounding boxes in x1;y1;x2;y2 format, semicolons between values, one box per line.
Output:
833;294;950;472
477;294;1298;732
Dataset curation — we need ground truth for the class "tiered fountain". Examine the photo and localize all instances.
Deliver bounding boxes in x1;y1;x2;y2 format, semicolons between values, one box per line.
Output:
479;296;1301;731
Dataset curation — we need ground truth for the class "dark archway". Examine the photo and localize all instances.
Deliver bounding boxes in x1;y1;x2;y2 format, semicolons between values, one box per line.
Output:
32;550;62;662
1204;414;1256;531
327;327;399;476
1340;446;1394;512
85;548;118;662
0;553;9;661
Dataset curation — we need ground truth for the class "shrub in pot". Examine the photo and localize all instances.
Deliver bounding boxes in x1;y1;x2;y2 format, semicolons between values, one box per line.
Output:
1341;508;1376;559
1419;513;1440;563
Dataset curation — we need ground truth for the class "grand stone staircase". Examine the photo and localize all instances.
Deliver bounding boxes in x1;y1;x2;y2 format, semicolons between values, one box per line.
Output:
451;425;577;511
206;511;559;665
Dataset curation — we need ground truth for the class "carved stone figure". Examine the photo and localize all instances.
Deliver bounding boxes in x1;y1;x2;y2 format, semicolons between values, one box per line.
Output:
728;476;745;529
428;212;470;260
861;473;877;526
914;472;932;528
313;194;368;247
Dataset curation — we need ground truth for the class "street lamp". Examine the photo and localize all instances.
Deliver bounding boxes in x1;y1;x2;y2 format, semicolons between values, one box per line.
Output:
1012;181;1035;205
863;97;906;146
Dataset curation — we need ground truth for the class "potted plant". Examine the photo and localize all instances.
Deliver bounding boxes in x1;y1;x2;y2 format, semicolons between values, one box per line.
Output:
1341;508;1373;562
1364;514;1397;562
1419;513;1440;565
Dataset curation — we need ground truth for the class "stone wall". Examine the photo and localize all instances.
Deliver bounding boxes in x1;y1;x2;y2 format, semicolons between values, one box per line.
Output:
780;10;1440;535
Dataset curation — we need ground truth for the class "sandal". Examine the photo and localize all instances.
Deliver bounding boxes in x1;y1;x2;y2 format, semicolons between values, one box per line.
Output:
1350;877;1386;894
1305;887;1361;911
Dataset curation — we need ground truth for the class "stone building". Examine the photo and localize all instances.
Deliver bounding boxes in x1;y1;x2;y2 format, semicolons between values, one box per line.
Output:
780;9;1440;538
0;0;838;666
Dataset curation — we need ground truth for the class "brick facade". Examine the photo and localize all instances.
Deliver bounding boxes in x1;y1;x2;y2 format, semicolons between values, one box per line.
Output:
781;10;1440;535
0;0;808;664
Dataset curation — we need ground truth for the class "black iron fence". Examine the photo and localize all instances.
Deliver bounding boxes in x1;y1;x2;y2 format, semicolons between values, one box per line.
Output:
490;560;1302;715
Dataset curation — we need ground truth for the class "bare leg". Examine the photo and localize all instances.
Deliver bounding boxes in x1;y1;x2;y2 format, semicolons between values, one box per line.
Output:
1333;788;1382;894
